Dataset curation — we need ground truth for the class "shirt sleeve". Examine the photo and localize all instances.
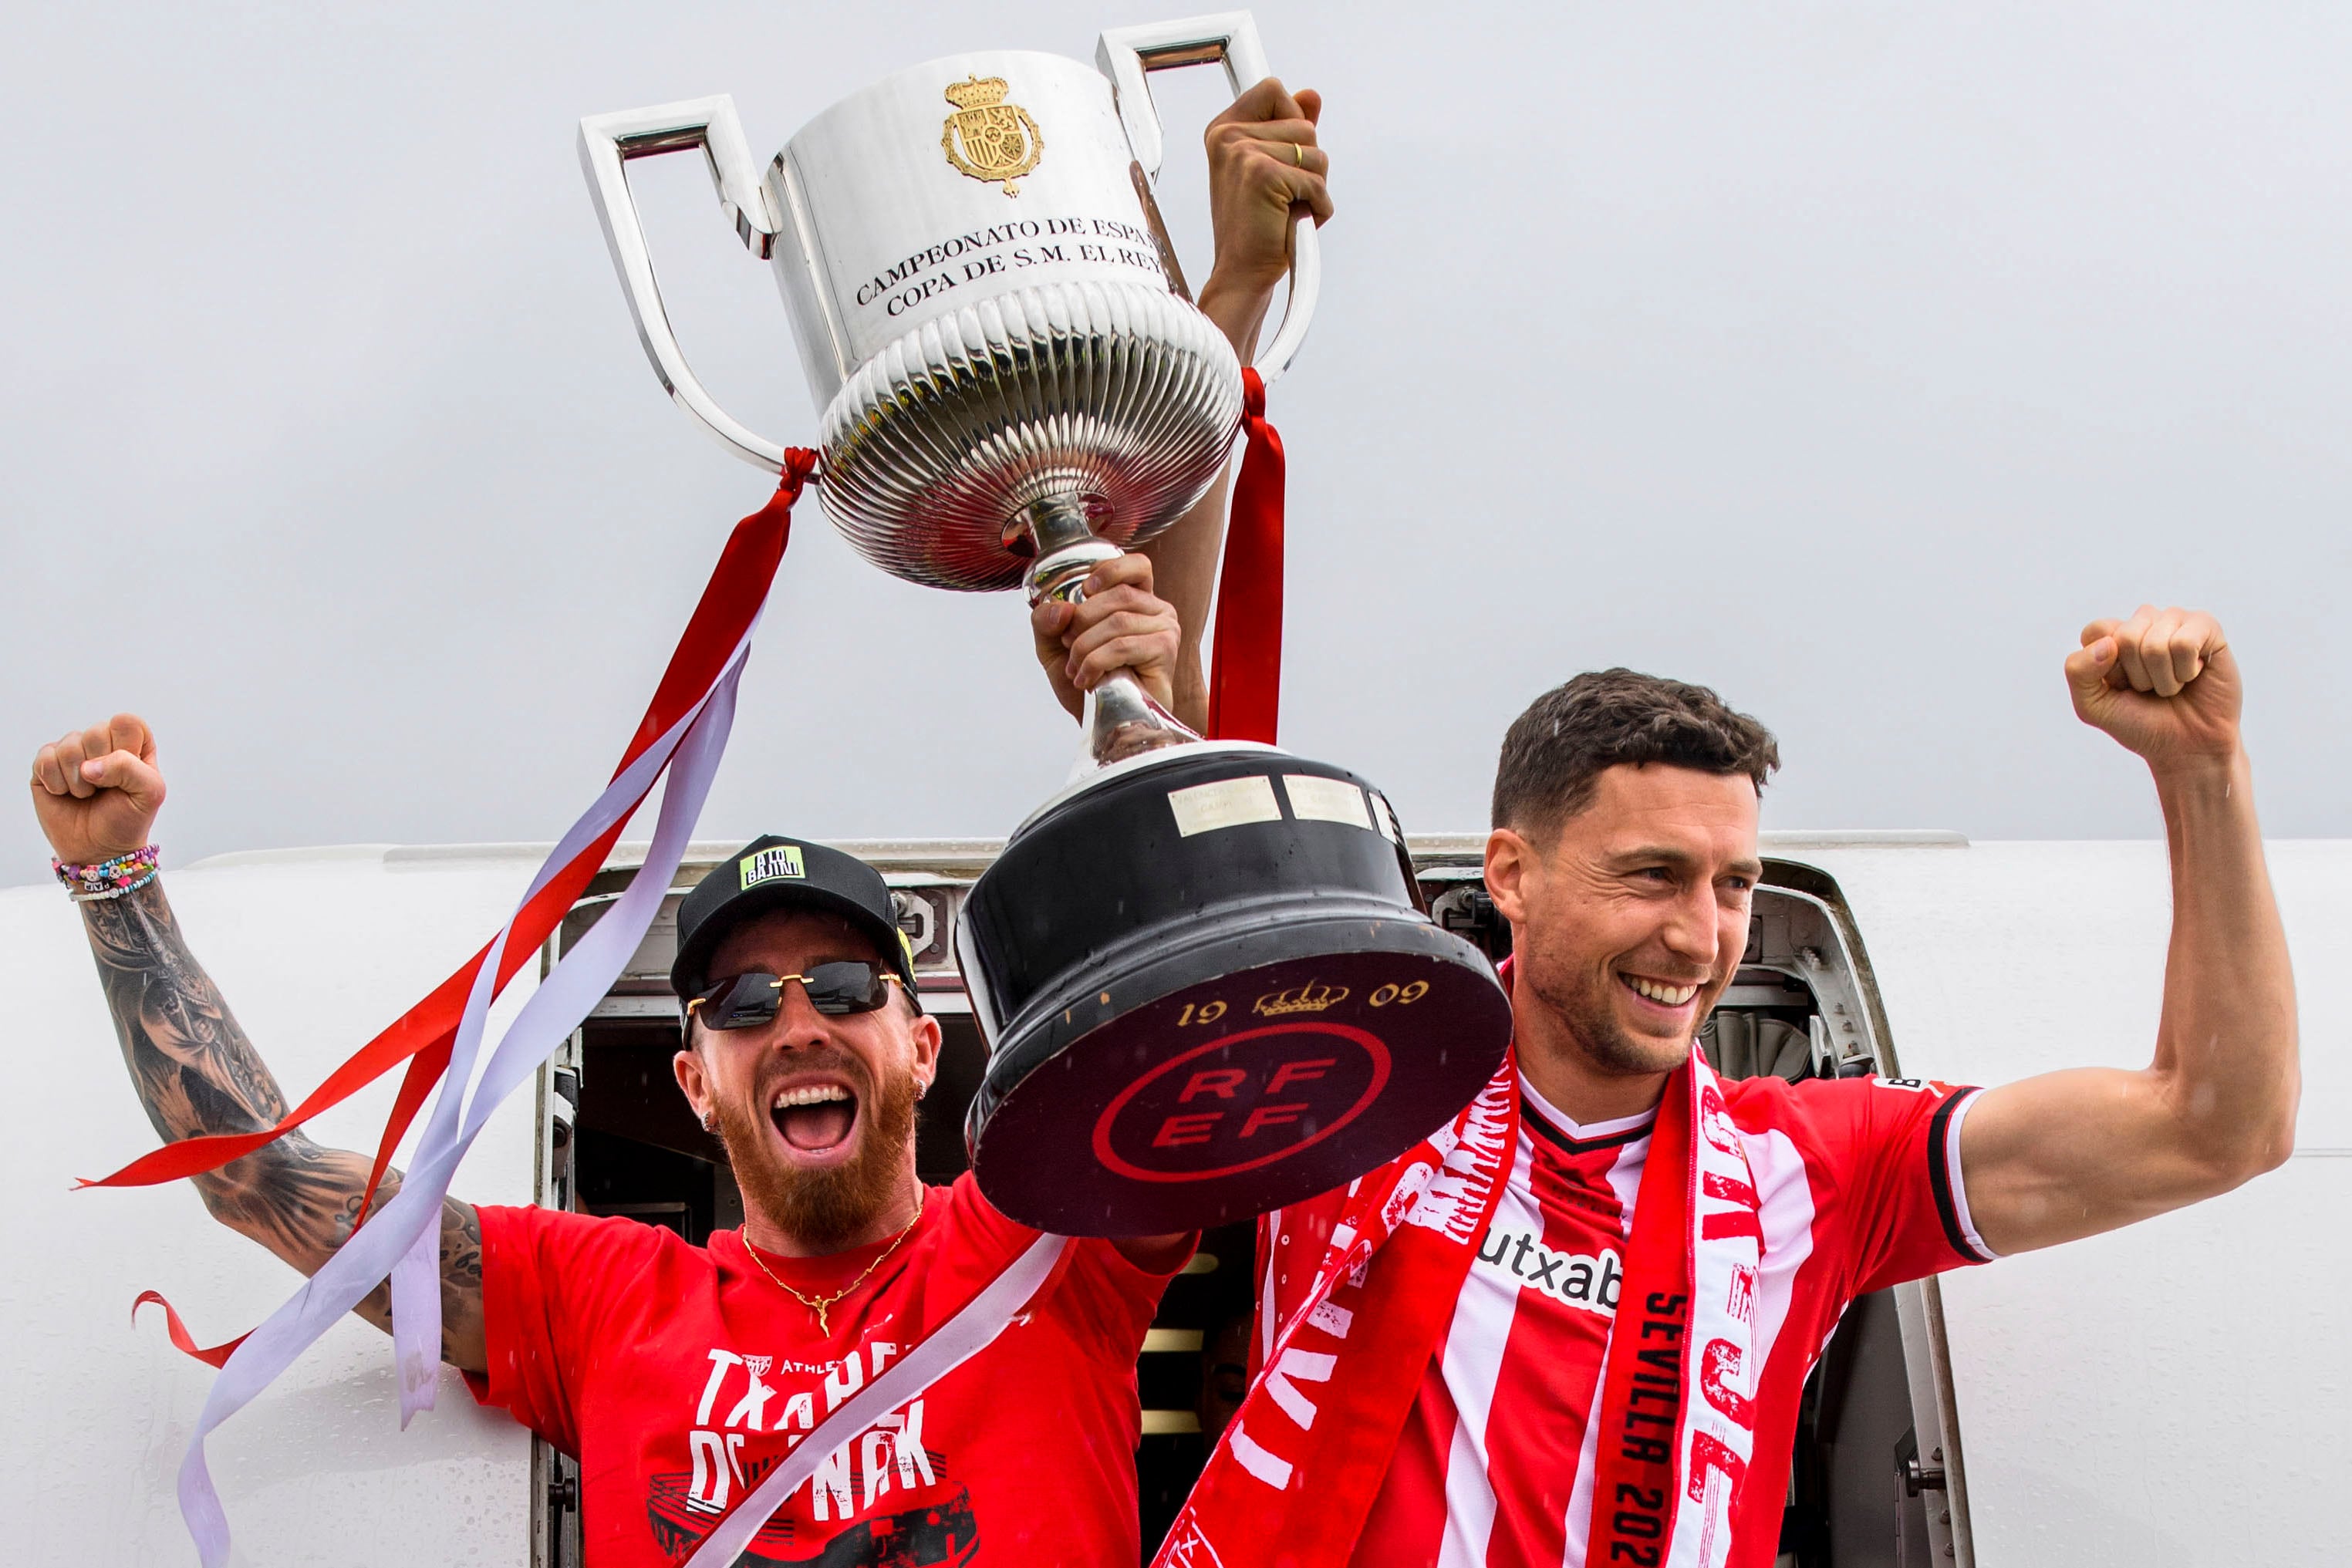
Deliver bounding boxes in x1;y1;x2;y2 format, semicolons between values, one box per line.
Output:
1055;1238;1193;1368
944;1172;1186;1367
462;1204;670;1456
1794;1077;1997;1299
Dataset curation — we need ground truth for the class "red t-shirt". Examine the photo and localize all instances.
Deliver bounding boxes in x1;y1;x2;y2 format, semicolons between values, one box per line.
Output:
1254;1071;1992;1568
468;1173;1179;1566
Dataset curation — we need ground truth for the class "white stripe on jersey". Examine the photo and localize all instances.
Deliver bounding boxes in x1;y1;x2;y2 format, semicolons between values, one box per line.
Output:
1432;1125;1537;1567
1744;1128;1820;1377
1259;1204;1283;1367
1941;1091;1998;1259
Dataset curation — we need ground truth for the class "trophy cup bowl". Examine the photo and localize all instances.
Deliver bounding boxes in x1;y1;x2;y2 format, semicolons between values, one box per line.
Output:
819;277;1242;595
581;13;1510;1235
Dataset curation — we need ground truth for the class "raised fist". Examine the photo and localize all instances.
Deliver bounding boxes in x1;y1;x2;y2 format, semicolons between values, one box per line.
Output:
2065;606;2242;772
29;713;166;865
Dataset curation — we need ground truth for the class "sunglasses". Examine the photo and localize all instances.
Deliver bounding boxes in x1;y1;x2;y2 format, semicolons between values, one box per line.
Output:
686;963;909;1029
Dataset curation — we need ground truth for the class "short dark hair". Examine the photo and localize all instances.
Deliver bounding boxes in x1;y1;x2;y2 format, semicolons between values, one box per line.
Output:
1491;668;1780;838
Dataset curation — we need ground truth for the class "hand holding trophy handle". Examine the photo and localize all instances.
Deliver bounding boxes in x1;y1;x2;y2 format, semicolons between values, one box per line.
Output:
1024;497;1200;771
1097;10;1321;386
577;96;791;473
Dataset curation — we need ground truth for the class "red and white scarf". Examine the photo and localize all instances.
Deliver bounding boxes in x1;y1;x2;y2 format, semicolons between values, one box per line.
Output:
1156;1037;1765;1568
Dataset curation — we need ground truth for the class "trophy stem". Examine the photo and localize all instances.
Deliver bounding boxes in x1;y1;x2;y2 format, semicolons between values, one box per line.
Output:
1018;493;1199;768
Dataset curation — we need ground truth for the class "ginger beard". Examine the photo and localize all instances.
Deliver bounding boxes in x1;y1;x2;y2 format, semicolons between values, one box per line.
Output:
709;1046;922;1251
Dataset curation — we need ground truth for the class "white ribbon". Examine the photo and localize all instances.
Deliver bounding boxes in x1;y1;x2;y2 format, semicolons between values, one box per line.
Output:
174;620;755;1567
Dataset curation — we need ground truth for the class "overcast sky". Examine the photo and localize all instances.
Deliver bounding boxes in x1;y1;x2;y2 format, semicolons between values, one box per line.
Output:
5;2;2344;875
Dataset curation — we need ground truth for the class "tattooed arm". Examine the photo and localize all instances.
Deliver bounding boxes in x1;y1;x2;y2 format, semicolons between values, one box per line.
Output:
33;715;487;1372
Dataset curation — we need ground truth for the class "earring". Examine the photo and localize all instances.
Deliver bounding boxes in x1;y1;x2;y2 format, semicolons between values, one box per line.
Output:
700;1111;717;1134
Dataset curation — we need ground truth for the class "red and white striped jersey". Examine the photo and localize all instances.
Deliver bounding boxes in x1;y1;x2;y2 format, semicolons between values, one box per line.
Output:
1272;1071;1992;1568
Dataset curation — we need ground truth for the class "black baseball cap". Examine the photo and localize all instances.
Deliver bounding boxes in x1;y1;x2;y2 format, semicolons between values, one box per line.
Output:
669;835;918;1004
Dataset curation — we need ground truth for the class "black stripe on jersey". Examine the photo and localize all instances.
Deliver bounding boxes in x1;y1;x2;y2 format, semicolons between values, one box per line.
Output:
1520;1095;1657;1155
1928;1087;1995;1263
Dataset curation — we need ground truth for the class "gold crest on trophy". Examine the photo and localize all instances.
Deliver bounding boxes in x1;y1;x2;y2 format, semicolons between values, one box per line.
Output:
940;75;1044;195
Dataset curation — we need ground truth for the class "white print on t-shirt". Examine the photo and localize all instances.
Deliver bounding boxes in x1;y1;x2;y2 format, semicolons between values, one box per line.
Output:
683;1340;933;1519
1473;1225;1624;1317
1402;1071;1516;1244
696;1342;902;1428
683;1397;935;1519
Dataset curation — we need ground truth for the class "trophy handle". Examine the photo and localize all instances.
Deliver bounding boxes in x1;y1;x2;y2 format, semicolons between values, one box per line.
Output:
578;96;791;474
1096;12;1321;388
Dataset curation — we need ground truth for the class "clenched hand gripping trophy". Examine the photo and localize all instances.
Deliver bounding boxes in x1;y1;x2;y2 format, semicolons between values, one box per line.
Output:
582;12;1509;1234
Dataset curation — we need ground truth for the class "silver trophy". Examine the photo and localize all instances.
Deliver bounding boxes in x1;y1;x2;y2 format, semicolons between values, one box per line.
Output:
579;12;1318;764
582;15;1515;1234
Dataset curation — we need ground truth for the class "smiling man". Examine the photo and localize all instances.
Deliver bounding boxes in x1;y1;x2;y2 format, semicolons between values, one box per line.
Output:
473;830;1194;1564
30;79;1335;1565
1166;607;2299;1568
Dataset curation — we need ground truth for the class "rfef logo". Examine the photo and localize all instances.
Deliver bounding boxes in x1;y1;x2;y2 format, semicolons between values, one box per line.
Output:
1092;1023;1391;1183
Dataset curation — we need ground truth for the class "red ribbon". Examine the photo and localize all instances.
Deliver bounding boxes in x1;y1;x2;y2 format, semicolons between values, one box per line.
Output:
1582;1063;1702;1563
133;1291;245;1370
1206;368;1287;744
93;453;816;1232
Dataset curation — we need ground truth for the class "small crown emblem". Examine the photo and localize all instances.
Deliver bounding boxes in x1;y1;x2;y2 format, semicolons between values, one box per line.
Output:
940;75;1044;195
1254;981;1349;1018
943;75;1010;110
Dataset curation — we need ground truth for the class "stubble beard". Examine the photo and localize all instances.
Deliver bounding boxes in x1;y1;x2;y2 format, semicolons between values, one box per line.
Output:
1523;948;1696;1079
712;1055;921;1253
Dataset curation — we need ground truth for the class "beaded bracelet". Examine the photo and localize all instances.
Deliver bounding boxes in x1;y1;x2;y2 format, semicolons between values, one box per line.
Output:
54;844;160;902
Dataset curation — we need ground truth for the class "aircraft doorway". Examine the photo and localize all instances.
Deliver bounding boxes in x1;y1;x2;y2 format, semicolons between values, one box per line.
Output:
539;846;1971;1566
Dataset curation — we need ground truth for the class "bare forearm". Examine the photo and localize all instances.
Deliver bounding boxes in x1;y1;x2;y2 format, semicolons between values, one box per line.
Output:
1139;476;1224;734
1137;279;1270;732
80;878;485;1367
1966;613;2291;1253
1198;277;1270;366
85;877;293;1155
2149;749;2298;1170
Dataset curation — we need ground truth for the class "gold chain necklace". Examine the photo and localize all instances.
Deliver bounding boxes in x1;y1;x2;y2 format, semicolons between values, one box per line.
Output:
739;1193;926;1337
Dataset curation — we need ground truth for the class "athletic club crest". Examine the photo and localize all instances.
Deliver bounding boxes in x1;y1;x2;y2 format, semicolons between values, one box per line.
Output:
940;76;1043;195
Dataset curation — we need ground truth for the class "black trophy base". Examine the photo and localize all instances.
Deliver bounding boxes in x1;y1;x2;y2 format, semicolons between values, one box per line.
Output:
967;909;1510;1234
957;744;1512;1236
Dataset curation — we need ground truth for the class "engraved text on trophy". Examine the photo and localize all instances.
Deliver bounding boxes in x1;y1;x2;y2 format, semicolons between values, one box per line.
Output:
849;216;1170;319
940;76;1044;195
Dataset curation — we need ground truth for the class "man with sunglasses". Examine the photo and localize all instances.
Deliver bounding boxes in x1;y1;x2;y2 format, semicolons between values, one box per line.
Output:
30;79;1334;1566
478;830;1199;1566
